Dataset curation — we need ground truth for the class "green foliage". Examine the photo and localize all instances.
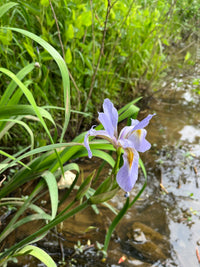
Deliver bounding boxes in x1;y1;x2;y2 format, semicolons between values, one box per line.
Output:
0;0;198;137
0;2;18;18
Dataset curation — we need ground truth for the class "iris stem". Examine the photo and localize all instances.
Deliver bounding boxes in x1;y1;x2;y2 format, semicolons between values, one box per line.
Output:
112;147;122;177
103;196;129;255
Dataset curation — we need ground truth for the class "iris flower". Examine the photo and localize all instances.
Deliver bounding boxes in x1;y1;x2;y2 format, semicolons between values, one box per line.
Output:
84;99;155;192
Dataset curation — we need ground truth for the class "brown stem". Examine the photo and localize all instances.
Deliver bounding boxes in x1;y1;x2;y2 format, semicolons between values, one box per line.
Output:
76;0;114;132
90;0;95;68
104;0;136;86
86;0;111;106
49;0;65;60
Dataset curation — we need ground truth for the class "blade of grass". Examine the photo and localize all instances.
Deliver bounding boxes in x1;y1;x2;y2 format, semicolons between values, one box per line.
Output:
17;245;56;267
0;63;35;106
0;105;55;124
42;171;58;219
103;197;129;255
0;142;83;175
0;145;30;165
0;182;44;242
0;214;51;243
0;68;55;139
0;119;34;150
43;105;92;117
0;144;83;199
0;2;18;18
70;149;115;168
0;150;30;170
0;199;51;215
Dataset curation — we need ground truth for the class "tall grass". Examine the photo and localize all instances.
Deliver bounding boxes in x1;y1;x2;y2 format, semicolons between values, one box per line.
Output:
0;0;198;137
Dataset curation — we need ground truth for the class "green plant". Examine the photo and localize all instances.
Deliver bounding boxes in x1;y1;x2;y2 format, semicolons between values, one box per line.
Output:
1;0;198;138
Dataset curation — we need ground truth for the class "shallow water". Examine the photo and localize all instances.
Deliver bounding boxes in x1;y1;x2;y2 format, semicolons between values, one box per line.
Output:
121;73;200;266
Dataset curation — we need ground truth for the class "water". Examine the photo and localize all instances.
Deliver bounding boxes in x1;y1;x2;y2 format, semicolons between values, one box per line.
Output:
118;73;200;266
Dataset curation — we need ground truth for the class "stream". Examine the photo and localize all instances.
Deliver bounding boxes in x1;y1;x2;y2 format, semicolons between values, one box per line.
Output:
114;70;200;266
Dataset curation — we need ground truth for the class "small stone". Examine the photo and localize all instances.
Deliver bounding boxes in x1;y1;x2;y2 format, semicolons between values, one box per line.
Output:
126;222;169;262
57;170;76;189
132;228;147;243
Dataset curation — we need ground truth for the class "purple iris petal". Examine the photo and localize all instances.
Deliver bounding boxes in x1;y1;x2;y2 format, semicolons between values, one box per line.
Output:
84;131;93;158
118;138;134;150
98;98;118;137
84;99;155;192
131;114;155;131
84;126;116;158
118;125;133;140
128;129;151;152
116;148;139;192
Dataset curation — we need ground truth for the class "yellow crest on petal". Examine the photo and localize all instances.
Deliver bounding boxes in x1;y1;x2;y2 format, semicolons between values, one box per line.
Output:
127;148;134;168
136;129;142;138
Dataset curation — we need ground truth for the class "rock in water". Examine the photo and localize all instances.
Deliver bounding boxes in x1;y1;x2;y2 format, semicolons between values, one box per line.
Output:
126;222;169;262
